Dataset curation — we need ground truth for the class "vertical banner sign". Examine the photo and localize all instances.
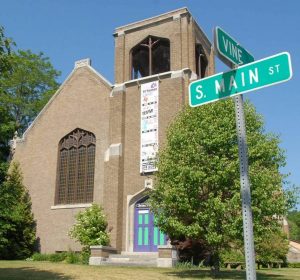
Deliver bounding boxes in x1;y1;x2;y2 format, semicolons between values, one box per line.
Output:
140;81;159;173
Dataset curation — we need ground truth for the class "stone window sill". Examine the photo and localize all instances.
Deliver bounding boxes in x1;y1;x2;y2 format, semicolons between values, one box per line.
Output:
51;203;92;210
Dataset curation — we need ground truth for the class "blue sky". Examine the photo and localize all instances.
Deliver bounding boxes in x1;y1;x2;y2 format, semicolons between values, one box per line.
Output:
1;0;299;202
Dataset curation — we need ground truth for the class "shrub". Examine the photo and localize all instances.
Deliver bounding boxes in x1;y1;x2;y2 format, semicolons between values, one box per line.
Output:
175;261;198;269
220;249;245;265
80;248;90;265
69;204;110;248
65;251;81;264
256;232;288;264
32;253;49;261
288;262;300;268
31;251;85;264
49;252;67;262
69;204;110;263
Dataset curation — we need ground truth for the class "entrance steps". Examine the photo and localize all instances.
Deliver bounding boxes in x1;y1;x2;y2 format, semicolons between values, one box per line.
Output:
100;252;158;267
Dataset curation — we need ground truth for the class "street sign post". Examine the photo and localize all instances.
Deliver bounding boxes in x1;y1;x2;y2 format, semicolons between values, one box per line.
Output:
189;26;292;280
215;26;254;66
234;92;257;280
189;52;292;107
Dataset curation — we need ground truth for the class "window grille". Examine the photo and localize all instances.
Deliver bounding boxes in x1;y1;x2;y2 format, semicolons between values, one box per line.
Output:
55;128;96;204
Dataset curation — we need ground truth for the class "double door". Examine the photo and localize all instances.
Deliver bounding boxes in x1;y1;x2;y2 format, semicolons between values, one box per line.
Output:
134;207;166;252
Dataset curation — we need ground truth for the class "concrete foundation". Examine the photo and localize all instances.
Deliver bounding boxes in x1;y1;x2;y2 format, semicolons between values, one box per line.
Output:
157;244;178;267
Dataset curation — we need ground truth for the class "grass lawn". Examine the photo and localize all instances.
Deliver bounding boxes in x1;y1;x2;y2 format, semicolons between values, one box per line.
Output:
0;261;299;280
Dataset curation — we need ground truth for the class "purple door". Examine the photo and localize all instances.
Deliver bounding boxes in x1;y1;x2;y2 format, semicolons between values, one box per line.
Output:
134;203;167;252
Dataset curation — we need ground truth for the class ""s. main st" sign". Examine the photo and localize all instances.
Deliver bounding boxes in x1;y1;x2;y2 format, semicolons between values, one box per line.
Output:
189;52;292;107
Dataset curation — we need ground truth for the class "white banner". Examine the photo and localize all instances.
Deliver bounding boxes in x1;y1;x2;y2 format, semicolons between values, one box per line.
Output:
140;81;159;173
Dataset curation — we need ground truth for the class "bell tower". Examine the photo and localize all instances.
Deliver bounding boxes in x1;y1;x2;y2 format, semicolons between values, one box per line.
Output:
113;7;214;84
104;7;214;252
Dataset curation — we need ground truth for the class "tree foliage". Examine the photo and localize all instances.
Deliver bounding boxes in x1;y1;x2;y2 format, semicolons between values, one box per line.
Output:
0;49;60;134
0;27;60;161
150;99;291;268
0;26;60;260
0;106;15;161
256;232;289;264
287;210;300;242
0;162;36;259
0;26;15;161
69;204;110;251
0;26;14;75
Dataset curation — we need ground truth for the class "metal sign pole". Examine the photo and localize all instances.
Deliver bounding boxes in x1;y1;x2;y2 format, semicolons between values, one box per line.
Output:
234;90;257;280
203;27;292;280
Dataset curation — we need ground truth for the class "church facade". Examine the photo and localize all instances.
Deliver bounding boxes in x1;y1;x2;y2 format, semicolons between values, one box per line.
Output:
12;7;214;254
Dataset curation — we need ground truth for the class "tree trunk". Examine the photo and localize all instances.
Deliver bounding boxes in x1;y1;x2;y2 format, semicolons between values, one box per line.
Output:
210;252;220;278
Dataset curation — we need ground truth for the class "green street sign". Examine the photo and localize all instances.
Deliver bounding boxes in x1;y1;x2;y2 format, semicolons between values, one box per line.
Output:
189;52;292;107
215;26;254;66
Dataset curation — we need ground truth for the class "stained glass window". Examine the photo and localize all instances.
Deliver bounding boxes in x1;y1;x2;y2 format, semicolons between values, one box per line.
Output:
55;128;96;205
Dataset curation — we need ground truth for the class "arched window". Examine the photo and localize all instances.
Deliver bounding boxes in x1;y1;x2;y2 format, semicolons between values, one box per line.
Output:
55;128;96;205
195;44;208;78
131;36;170;79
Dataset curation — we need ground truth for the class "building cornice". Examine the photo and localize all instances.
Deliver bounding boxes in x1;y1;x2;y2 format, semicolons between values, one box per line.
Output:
110;68;197;97
114;7;190;37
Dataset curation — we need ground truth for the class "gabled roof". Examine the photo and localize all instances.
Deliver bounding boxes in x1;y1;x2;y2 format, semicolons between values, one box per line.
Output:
20;59;112;141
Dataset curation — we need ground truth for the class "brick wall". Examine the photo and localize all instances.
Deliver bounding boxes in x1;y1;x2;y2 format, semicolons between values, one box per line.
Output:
13;67;111;253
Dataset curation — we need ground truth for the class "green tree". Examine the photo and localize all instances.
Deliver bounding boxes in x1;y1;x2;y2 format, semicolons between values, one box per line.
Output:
0;162;8;186
0;26;15;161
0;106;15;161
0;49;60;134
0;26;14;75
256;232;289;265
69;204;110;252
0;162;36;259
287;210;300;241
150;99;291;272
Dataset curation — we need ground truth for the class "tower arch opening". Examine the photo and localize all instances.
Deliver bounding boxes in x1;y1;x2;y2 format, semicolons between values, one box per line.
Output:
131;35;170;79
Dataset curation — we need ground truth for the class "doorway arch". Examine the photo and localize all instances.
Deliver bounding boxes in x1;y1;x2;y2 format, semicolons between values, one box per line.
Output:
125;188;166;252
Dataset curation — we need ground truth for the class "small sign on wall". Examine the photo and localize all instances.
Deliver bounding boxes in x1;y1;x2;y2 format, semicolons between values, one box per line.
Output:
145;178;153;189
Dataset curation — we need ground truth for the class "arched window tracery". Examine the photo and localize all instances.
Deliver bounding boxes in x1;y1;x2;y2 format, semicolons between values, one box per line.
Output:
55;128;96;205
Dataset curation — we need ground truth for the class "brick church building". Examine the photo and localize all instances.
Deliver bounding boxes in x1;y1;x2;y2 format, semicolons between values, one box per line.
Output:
12;7;214;254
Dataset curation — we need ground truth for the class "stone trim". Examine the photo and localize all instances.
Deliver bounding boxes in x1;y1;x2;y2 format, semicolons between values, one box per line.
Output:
111;68;193;94
171;69;195;79
86;65;113;88
90;245;117;259
114;7;189;35
125;188;150;252
173;14;181;20
104;143;122;162
75;58;91;68
113;7;211;52
110;84;126;97
144;178;153;189
50;203;92;210
89;257;106;265
189;71;198;81
125;71;172;87
157;244;178;267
